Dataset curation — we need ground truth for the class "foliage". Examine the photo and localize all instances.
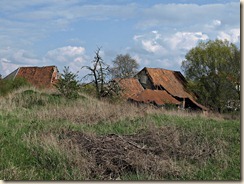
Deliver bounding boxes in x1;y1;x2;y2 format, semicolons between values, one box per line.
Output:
0;77;30;96
181;39;240;113
110;53;139;79
54;66;80;99
81;47;110;99
80;83;97;97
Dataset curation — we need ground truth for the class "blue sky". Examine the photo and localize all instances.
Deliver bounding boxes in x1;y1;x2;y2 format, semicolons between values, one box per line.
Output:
0;0;240;79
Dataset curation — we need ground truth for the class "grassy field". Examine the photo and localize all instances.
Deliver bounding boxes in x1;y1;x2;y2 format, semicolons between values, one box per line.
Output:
0;88;241;180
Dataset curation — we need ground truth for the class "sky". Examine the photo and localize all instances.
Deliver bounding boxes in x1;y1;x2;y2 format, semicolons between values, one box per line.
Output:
0;0;240;79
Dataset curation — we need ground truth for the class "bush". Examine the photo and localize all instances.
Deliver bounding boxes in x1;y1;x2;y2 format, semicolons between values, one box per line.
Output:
80;83;97;97
54;66;80;99
0;77;30;96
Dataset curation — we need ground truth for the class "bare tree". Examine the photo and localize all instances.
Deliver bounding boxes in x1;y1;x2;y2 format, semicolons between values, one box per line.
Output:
82;47;110;99
111;54;139;79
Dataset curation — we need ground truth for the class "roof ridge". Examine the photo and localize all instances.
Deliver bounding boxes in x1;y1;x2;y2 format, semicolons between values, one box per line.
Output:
144;67;180;72
18;65;56;69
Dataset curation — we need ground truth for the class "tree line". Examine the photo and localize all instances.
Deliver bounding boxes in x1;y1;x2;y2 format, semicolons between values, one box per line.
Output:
1;39;240;113
181;39;240;113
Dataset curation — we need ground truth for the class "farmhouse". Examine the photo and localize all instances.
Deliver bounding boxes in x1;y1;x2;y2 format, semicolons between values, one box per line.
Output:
4;65;60;88
114;67;208;111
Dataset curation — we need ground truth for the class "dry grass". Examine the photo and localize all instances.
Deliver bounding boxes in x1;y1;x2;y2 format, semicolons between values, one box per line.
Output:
34;99;142;124
0;87;229;123
21;123;227;180
0;88;240;180
0;87;153;122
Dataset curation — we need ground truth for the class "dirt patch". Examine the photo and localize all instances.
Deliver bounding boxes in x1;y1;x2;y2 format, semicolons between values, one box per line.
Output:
58;126;220;180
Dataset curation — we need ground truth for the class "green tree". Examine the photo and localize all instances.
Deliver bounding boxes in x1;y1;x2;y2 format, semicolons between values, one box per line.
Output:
181;39;240;113
55;66;80;99
111;54;139;79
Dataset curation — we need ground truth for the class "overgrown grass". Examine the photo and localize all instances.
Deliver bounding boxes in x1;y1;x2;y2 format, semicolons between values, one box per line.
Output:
0;88;240;180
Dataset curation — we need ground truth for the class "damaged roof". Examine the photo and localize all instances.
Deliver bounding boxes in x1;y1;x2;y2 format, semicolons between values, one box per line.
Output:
5;65;59;88
129;89;181;106
111;67;208;111
113;78;144;99
142;67;194;99
135;67;208;111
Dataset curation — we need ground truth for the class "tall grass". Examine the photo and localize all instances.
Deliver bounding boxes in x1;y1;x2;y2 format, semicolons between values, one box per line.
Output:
0;88;240;180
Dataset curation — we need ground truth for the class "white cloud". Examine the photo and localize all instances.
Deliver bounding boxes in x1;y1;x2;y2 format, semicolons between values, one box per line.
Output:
0;46;88;77
3;2;137;22
212;19;221;26
44;46;88;73
0;1;239;76
134;31;209;53
166;32;209;50
13;50;40;65
203;19;223;32
141;40;165;54
47;46;85;58
0;61;21;77
0;47;40;77
0;1;139;49
134;31;167;54
132;30;210;70
217;28;240;44
131;54;152;69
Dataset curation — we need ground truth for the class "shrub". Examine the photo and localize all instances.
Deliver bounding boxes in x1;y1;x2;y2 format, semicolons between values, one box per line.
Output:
54;66;80;99
80;83;97;97
0;77;30;96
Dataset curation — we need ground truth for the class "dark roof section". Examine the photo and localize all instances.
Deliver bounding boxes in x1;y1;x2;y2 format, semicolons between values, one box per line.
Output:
3;68;19;81
5;65;59;88
113;78;144;99
188;97;209;111
129;89;181;106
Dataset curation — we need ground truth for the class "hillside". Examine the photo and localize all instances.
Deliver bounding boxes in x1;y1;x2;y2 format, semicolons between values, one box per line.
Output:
0;88;240;180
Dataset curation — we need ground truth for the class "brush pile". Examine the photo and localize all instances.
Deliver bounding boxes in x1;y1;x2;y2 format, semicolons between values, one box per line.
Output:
59;125;218;180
